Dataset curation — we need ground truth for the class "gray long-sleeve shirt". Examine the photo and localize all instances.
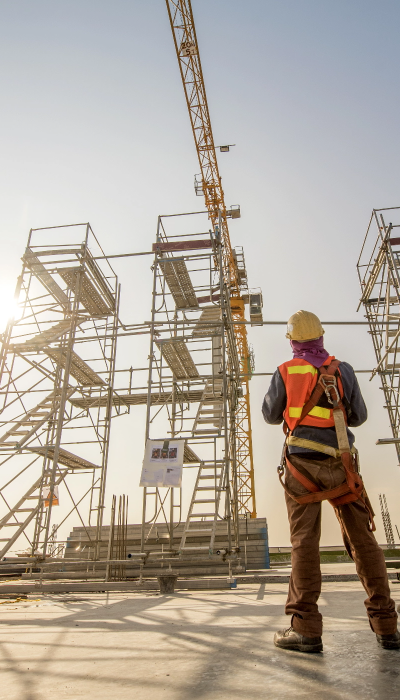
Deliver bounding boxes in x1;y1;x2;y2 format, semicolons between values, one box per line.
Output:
262;361;367;455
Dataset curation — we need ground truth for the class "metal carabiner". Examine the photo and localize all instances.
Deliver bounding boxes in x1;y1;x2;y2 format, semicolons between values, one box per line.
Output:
319;374;340;406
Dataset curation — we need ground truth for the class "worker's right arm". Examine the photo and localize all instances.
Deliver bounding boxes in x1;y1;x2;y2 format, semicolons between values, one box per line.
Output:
262;369;287;425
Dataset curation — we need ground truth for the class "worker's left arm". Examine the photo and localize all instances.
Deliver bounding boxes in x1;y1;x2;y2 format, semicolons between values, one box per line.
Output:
262;368;287;425
339;362;368;426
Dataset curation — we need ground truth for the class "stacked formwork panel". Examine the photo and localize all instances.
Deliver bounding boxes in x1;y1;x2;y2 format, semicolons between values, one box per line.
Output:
357;207;400;462
62;517;270;577
0;224;119;558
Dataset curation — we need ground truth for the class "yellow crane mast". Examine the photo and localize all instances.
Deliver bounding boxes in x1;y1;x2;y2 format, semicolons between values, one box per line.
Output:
165;0;257;517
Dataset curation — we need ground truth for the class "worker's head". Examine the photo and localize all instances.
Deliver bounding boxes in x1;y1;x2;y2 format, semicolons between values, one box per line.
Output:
286;310;324;342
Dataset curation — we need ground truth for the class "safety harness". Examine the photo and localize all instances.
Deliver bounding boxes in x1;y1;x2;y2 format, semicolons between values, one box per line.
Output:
278;359;375;531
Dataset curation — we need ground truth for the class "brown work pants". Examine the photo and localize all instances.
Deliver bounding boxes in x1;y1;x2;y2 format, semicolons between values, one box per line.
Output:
284;454;398;638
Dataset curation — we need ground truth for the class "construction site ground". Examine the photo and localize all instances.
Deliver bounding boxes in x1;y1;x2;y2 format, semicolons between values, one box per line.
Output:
0;567;399;699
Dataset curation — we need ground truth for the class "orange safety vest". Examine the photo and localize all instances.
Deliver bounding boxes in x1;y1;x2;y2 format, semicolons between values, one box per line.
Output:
278;356;346;431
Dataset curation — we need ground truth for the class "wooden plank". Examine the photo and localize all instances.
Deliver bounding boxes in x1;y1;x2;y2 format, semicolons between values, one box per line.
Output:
197;294;220;304
152;239;212;253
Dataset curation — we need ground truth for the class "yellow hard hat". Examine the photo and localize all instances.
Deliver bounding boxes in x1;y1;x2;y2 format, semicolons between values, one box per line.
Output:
286;310;324;341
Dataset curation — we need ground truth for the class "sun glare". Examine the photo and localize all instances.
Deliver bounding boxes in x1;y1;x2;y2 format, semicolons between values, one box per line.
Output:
0;284;20;335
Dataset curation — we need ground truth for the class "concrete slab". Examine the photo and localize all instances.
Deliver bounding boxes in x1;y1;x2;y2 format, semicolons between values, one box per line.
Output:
0;581;399;700
0;577;235;595
0;562;398;594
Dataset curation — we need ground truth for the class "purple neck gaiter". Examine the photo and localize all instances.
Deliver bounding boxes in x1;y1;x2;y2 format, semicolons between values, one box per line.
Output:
290;336;330;368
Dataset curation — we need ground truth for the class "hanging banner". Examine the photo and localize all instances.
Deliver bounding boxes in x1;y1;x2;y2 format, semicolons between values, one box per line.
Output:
139;439;184;488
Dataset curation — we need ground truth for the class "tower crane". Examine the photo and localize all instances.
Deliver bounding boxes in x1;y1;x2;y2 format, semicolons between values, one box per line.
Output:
165;0;260;518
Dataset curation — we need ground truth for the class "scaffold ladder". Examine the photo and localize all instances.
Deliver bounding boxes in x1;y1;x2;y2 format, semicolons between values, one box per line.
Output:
0;470;68;558
0;390;74;451
179;460;225;554
192;379;224;435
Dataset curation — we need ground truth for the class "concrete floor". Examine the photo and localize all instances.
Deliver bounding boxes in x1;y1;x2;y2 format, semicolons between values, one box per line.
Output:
0;581;399;700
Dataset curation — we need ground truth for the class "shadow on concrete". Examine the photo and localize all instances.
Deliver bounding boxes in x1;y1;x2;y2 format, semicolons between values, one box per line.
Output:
0;585;398;700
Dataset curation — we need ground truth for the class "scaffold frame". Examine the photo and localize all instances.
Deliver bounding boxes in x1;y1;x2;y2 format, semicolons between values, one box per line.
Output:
357;206;400;463
138;211;242;564
0;223;120;559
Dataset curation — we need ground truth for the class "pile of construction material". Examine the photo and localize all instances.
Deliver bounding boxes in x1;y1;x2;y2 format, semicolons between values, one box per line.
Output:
61;517;269;579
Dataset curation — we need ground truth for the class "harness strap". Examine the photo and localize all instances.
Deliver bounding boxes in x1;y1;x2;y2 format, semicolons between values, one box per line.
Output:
284;448;363;499
333;407;350;454
281;447;375;529
286;435;357;459
278;460;355;504
278;359;376;531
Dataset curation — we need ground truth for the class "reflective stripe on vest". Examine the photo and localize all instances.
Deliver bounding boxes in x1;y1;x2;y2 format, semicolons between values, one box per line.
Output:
287;365;317;376
288;405;331;420
278;356;344;430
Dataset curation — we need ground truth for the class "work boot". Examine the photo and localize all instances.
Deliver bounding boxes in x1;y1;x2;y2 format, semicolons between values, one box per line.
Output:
274;626;323;653
376;630;400;650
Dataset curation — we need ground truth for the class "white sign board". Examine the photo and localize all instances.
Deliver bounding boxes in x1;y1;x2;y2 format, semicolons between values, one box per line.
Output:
139;439;184;488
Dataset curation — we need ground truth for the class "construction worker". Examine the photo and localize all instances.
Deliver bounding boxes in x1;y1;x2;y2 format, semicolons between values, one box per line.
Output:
262;310;399;653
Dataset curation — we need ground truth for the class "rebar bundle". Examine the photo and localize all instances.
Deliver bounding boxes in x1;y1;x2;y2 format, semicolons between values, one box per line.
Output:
107;495;128;580
379;493;395;546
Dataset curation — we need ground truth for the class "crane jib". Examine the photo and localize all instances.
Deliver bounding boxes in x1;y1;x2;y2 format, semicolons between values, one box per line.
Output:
165;0;257;518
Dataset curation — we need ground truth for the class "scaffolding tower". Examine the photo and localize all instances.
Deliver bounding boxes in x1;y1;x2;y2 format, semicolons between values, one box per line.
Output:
0;224;119;559
137;211;249;564
0;214;264;573
379;493;395;546
357;207;400;462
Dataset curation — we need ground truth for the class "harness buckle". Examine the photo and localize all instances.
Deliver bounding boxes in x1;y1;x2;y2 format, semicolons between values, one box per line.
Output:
319;374;340;407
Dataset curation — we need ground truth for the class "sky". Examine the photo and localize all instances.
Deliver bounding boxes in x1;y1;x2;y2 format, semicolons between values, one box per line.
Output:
0;0;400;548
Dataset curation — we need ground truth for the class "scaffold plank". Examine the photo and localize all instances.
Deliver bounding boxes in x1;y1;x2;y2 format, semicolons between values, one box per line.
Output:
24;252;69;307
69;390;204;408
27;446;100;470
159;258;198;309
58;267;114;316
156;338;199;379
183;444;200;463
192;306;222;337
46;348;104;385
152;239;212;253
197;293;220;304
9;319;81;354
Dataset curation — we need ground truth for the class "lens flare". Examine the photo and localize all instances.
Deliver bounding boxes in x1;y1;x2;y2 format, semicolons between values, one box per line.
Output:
0;284;20;335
